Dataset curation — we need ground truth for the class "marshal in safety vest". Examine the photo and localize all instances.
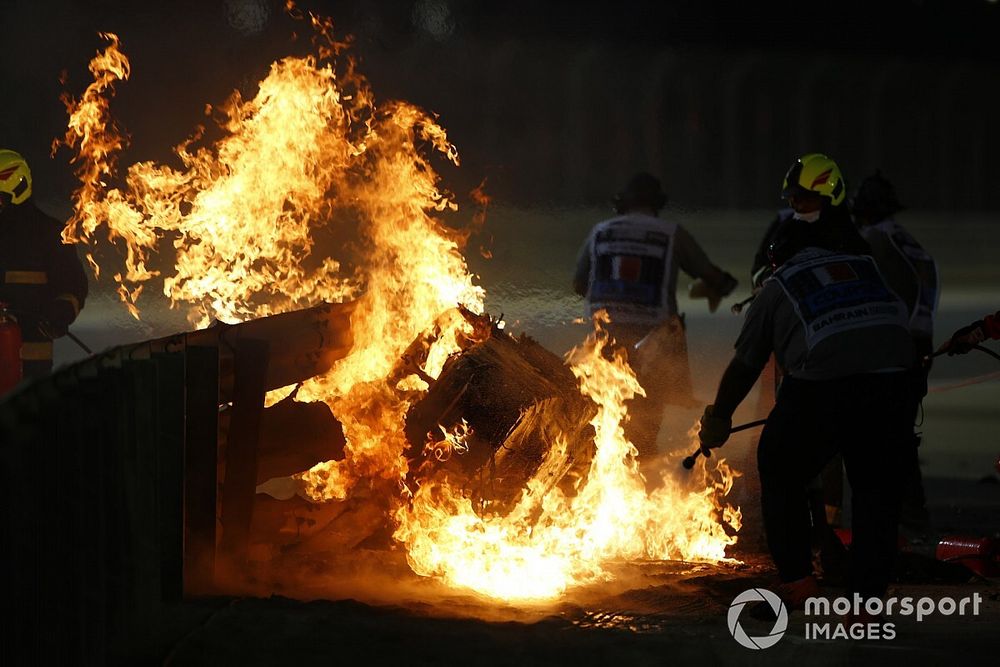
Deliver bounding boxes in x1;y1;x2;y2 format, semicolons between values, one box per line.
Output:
575;212;734;329
587;215;675;324
773;248;910;352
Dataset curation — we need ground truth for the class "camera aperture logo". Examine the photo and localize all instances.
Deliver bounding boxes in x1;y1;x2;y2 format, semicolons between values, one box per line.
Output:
727;589;983;648
727;588;788;649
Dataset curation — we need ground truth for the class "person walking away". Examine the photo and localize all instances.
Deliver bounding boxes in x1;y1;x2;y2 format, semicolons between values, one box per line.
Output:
573;172;737;456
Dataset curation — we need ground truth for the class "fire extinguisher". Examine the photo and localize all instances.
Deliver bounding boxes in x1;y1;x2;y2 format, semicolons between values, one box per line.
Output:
0;301;23;394
936;535;1000;577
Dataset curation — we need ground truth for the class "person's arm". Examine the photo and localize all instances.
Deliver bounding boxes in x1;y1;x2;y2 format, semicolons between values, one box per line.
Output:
675;225;737;297
711;357;763;418
699;285;775;448
698;358;764;450
572;236;591;297
939;309;1000;355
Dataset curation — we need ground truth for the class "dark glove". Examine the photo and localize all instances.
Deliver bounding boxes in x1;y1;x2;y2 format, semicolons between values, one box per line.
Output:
945;320;986;355
38;299;76;339
698;404;732;450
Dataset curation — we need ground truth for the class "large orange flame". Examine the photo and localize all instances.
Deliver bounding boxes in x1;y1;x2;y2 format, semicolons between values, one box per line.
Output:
55;33;369;325
56;13;738;604
55;21;483;492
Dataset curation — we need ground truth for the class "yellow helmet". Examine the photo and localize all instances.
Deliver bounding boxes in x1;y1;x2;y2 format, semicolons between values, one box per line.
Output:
781;153;845;206
0;149;32;205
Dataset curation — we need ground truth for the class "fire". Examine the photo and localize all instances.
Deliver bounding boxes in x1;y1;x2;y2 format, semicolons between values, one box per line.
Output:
55;19;483;499
55;33;361;325
395;314;740;600
425;420;472;463
56;9;738;604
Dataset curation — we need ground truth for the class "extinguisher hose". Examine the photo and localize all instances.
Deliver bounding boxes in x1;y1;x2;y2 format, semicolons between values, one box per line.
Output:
972;344;1000;363
65;331;93;355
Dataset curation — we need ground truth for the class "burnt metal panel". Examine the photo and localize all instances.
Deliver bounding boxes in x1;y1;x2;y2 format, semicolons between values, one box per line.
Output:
119;357;161;647
182;344;220;595
154;351;185;603
219;338;269;569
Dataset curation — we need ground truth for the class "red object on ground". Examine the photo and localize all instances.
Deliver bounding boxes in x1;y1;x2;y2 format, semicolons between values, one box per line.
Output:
0;302;23;394
835;529;999;576
995;454;1000;476
984;310;1000;340
936;536;1000;577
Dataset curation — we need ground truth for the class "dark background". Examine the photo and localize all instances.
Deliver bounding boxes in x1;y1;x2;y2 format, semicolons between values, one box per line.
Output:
4;0;1000;211
4;1;992;483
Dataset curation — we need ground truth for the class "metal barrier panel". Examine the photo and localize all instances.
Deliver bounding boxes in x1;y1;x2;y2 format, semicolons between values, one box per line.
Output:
182;345;220;595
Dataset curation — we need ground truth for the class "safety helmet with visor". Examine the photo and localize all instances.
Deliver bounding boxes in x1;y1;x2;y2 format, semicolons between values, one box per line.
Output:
781;153;845;208
0;149;32;206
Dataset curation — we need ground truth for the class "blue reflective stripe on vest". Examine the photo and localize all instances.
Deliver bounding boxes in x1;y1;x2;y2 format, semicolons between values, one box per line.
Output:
587;215;675;322
774;249;910;350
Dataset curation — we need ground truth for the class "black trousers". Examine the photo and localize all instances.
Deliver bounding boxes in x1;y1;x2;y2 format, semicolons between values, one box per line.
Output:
757;372;914;597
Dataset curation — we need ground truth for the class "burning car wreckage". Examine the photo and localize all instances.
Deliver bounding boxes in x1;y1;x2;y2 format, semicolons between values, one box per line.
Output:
4;9;742;605
253;305;598;548
248;302;741;600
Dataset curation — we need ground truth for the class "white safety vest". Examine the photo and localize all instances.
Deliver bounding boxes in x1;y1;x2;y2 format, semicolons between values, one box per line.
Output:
871;219;939;339
773;248;910;351
586;214;677;324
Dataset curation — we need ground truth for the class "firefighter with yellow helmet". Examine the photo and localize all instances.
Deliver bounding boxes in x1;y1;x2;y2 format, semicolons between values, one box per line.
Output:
0;149;89;380
734;154;876;588
750;153;870;289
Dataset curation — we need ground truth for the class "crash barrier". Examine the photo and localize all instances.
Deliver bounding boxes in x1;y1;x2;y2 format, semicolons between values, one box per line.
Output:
0;303;353;664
